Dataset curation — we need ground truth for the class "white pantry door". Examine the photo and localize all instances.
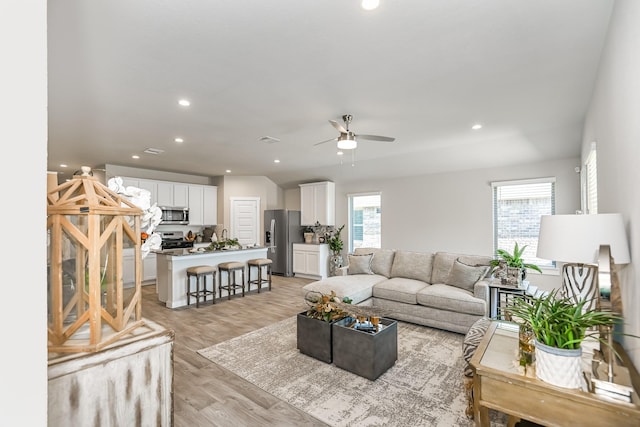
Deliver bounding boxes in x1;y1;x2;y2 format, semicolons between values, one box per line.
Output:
230;197;260;246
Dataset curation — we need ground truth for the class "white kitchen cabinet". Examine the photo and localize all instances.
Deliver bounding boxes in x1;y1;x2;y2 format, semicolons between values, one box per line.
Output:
299;181;335;226
293;243;328;280
137;179;158;206
187;184;218;226
143;252;157;283
117;177;157;206
123;248;136;287
157;181;188;207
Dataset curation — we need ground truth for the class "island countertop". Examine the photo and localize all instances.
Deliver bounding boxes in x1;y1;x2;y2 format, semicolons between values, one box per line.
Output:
155;246;268;308
153;246;264;257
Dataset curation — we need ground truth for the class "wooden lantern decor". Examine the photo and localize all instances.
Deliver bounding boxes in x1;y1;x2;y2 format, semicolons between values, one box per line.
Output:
47;169;145;353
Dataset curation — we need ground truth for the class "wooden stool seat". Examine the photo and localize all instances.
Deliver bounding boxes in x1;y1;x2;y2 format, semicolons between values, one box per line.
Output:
186;265;216;307
218;262;245;300
247;258;272;293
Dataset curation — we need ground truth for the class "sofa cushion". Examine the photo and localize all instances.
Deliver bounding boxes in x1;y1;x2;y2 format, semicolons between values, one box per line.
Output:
347;253;374;275
416;284;487;316
372;277;429;305
354;247;396;277
390;251;434;282
431;252;492;284
445;259;491;292
301;274;385;304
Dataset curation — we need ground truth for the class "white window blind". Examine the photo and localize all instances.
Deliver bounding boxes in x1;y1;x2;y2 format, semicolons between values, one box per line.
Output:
585;147;598;214
492;178;556;268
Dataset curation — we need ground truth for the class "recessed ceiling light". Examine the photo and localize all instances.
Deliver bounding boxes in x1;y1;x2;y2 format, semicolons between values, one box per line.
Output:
274;159;280;163
472;124;483;130
59;164;67;168
362;0;380;10
225;169;231;173
175;137;184;143
178;99;190;107
337;151;344;156
132;155;140;159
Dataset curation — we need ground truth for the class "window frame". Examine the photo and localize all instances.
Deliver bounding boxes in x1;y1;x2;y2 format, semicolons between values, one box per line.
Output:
347;191;382;253
491;177;556;270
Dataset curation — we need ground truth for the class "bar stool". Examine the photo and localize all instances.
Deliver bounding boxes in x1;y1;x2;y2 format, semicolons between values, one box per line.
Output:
247;258;272;293
186;265;216;308
218;261;245;300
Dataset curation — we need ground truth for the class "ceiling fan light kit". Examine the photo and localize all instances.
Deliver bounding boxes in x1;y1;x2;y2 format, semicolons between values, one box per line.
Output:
337;133;357;150
315;114;396;152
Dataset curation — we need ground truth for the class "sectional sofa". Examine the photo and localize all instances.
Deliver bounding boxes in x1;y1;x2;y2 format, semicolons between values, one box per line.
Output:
301;248;493;334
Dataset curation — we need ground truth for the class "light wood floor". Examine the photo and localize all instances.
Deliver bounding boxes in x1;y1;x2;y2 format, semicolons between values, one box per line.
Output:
141;275;330;427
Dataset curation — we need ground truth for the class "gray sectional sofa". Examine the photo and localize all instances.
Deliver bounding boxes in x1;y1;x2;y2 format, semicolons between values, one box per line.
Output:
301;248;493;334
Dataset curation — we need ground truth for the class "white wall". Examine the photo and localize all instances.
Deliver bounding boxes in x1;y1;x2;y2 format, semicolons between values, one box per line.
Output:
2;1;47;425
335;157;582;291
581;0;640;367
219;175;282;245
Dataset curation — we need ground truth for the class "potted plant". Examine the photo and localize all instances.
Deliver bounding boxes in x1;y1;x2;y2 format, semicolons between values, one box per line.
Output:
503;289;623;388
490;242;542;286
303;226;314;244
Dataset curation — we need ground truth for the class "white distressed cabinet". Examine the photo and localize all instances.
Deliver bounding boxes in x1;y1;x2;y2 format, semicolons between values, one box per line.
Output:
300;181;335;226
293;243;329;280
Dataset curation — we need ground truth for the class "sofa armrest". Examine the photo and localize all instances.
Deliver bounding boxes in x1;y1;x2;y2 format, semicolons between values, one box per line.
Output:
473;279;491;316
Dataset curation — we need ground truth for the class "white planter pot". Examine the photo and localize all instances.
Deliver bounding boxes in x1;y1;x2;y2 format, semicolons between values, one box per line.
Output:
534;339;582;389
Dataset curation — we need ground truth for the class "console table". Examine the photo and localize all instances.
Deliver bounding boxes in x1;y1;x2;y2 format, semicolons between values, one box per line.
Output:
470;321;640;426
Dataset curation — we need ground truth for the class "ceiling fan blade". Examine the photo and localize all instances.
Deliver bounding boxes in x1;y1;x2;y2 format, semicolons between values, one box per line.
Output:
314;137;338;146
356;134;396;142
329;119;348;133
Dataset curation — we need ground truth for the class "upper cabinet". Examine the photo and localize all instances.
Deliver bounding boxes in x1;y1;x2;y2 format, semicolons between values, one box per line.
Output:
188;184;218;226
120;177;157;206
300;181;335;226
157;181;188;207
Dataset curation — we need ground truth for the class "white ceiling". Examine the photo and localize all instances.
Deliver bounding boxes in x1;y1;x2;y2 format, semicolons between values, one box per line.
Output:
47;0;614;188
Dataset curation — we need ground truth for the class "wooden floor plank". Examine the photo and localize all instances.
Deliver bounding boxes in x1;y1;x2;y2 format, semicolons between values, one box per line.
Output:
141;275;328;426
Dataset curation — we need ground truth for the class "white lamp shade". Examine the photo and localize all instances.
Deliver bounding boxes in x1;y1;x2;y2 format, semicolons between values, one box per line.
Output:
537;213;630;264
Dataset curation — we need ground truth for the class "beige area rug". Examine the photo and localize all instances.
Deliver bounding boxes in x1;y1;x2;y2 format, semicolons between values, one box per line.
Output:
198;317;506;427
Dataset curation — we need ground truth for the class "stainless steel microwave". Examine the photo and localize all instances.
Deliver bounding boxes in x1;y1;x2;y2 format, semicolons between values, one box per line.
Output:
159;206;189;225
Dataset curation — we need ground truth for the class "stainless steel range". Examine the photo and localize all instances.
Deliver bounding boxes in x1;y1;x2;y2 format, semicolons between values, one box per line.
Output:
159;231;195;250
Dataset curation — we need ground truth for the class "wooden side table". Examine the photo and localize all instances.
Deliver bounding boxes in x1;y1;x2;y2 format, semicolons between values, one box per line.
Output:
470;321;640;426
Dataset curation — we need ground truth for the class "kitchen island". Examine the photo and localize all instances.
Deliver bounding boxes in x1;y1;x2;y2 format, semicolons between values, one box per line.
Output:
155;246;268;308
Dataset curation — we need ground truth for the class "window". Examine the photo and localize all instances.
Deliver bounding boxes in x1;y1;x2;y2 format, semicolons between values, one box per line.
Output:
348;193;381;252
583;144;598;214
492;178;556;269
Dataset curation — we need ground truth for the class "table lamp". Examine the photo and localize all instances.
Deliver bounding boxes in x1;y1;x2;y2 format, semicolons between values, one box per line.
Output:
536;213;630;314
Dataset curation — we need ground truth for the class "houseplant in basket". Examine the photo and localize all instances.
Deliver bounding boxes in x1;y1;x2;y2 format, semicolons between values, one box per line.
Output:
490;242;542;287
297;290;350;363
502;289;623;389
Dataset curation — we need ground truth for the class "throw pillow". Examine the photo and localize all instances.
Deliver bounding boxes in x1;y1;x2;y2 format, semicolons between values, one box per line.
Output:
347;253;374;275
445;259;490;292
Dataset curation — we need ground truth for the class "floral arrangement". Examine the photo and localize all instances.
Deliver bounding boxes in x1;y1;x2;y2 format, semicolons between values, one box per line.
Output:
304;290;351;322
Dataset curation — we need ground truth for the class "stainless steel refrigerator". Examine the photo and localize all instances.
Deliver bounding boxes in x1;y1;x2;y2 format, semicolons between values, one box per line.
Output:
264;209;303;276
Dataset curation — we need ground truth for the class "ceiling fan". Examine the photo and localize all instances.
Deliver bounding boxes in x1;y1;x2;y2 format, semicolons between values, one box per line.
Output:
314;114;396;150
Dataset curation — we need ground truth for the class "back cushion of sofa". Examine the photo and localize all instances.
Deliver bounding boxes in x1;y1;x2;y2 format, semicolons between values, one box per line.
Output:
431;252;493;284
389;251;434;283
354;248;396;277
